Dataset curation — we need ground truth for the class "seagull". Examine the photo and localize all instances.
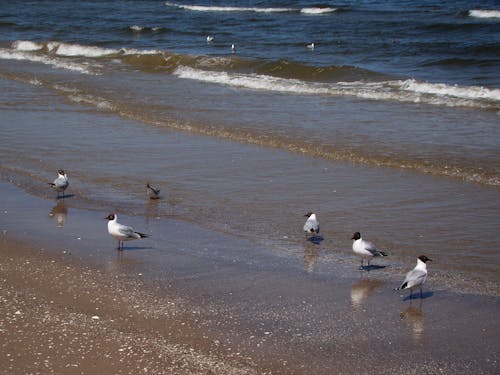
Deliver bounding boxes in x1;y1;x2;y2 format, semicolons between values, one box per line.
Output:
351;231;388;269
231;43;236;53
48;169;69;198
395;255;432;299
306;42;315;50
106;213;148;250
206;35;214;43
303;212;320;235
146;183;160;200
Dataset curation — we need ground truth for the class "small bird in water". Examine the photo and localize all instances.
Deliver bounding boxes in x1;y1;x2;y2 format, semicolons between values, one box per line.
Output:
395;255;432;299
48;169;69;198
303;212;320;235
106;213;148;250
146;183;160;200
351;231;388;269
206;35;214;43
306;42;315;50
231;43;236;53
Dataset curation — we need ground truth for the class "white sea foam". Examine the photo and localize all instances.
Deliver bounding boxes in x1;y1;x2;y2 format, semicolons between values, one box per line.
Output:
68;94;115;110
165;2;293;13
173;66;500;109
12;40;43;51
0;48;95;75
300;7;337;14
130;25;143;32
400;79;500;101
120;48;161;55
50;42;118;57
468;10;500;19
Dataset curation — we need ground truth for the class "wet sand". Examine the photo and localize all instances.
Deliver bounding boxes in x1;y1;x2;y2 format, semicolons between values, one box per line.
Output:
0;181;498;374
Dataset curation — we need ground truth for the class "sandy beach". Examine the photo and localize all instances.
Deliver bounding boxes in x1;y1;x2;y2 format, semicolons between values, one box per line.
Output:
1;180;498;374
0;3;499;370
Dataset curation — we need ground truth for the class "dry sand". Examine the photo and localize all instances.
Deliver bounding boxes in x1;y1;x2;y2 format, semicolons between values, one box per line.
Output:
0;236;260;374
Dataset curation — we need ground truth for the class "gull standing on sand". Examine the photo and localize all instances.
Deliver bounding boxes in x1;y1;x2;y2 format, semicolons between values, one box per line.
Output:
106;213;148;250
303;212;320;235
146;183;161;200
395;255;432;299
351;231;387;269
48;169;69;198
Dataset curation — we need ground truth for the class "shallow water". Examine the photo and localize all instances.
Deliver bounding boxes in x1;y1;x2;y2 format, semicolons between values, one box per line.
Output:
0;77;499;294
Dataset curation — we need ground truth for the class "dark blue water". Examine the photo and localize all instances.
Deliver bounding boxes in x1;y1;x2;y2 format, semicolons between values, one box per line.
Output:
1;0;499;87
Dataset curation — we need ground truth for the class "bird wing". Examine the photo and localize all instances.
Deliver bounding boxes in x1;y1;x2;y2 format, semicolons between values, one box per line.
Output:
117;224;138;238
401;269;427;289
363;240;379;255
303;218;319;233
53;176;68;189
148;185;160;195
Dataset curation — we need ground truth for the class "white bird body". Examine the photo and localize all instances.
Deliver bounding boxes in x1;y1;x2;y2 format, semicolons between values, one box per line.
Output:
306;42;315;50
207;35;214;43
106;213;147;250
303;212;319;234
49;169;69;197
351;231;387;268
396;256;431;298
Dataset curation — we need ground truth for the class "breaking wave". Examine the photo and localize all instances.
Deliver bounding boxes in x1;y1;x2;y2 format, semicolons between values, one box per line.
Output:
173;66;500;110
165;2;337;14
2;40;499;110
468;10;500;19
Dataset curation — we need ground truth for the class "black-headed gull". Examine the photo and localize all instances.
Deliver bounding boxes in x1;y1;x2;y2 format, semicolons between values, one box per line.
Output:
351;231;387;269
48;169;69;198
395;255;432;299
106;213;148;250
303;212;320;235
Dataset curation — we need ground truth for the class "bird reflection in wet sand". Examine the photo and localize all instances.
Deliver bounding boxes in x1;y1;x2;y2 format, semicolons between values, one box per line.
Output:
350;278;383;311
303;245;319;273
49;200;68;227
400;299;424;341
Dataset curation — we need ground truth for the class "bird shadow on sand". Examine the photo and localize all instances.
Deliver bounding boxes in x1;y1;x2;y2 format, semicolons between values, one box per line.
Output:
56;193;75;200
403;291;434;302
360;264;387;271
307;235;324;245
116;246;153;252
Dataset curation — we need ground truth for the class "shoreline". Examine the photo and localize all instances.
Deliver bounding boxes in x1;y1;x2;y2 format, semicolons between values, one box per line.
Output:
1;180;499;374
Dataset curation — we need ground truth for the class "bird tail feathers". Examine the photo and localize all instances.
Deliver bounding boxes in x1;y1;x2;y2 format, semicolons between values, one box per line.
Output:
394;282;408;291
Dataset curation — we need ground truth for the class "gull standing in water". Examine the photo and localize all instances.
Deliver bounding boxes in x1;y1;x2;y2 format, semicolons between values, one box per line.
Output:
351;231;387;269
106;213;148;250
48;169;69;198
303;212;320;235
395;255;432;299
146;183;161;200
